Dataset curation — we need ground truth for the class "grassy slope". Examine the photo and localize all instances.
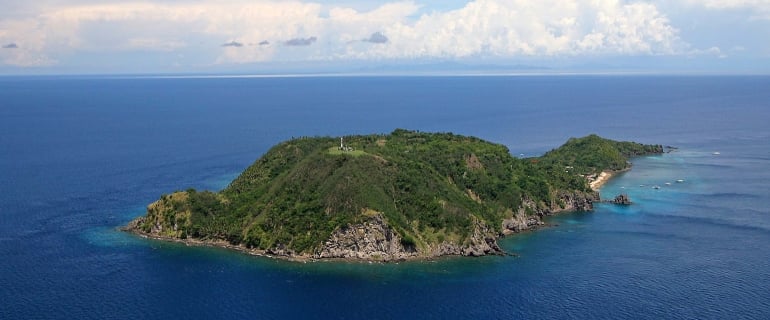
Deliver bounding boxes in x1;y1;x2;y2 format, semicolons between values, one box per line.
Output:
130;130;662;255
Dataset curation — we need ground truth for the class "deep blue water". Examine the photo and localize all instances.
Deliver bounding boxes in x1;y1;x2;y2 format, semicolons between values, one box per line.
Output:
1;75;769;319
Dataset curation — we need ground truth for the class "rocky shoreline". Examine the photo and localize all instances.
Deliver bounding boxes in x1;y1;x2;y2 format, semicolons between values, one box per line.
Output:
123;188;602;263
123;214;504;263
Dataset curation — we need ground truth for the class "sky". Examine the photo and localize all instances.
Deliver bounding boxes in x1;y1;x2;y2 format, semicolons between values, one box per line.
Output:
0;0;769;74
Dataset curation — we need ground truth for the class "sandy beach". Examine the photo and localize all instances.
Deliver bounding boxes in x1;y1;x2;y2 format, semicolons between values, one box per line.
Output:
590;171;613;191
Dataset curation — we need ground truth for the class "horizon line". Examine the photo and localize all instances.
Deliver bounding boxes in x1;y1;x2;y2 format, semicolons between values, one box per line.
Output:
2;70;770;79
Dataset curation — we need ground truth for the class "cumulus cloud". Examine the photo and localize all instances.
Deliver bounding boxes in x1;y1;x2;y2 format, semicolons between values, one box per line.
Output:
367;0;683;59
284;37;317;46
222;41;244;47
0;0;701;67
363;32;388;44
2;43;18;49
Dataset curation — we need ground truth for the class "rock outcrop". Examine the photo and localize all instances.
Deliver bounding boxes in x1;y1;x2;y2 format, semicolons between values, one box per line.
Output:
611;193;632;205
552;190;598;213
502;213;544;234
502;191;598;234
316;214;503;261
315;214;416;261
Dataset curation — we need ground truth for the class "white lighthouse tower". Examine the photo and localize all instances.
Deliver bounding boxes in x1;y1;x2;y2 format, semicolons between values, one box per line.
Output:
338;137;353;152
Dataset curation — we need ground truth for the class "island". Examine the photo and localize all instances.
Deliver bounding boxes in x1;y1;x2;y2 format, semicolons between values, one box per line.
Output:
124;130;662;262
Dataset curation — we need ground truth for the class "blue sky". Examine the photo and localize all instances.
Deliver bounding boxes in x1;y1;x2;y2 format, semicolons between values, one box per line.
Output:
0;0;768;74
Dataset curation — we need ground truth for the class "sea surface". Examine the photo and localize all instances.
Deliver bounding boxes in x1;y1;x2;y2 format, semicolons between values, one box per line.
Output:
1;75;769;319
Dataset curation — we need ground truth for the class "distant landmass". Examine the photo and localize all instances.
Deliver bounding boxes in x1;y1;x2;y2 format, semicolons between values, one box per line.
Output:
124;130;662;261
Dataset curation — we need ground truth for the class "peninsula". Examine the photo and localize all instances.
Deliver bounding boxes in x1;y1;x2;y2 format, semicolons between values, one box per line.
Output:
124;130;662;261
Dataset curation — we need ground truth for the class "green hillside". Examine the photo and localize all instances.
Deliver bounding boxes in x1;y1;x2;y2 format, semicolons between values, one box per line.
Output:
125;130;662;260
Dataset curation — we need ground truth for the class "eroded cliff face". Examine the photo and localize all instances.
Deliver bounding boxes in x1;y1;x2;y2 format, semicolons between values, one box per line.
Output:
315;214;415;261
427;218;502;257
552;190;598;213
315;214;503;261
502;190;598;234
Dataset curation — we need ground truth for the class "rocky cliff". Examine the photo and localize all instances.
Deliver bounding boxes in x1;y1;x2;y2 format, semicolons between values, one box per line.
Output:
501;190;598;234
316;214;415;261
315;214;502;261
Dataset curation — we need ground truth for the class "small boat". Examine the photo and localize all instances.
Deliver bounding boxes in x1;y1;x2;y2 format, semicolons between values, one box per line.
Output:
652;185;661;189
665;182;672;186
676;179;685;183
713;152;721;155
640;184;646;187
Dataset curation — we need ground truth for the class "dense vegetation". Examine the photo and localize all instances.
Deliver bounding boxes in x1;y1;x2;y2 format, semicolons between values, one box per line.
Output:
130;130;662;255
540;134;663;173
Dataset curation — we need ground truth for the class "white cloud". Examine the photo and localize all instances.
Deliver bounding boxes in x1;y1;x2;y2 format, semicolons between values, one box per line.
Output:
688;46;727;58
327;1;420;43
359;0;682;59
697;0;770;9
688;0;770;19
0;0;688;67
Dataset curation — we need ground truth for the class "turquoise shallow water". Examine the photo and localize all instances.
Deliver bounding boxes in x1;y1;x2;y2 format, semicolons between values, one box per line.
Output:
1;76;769;319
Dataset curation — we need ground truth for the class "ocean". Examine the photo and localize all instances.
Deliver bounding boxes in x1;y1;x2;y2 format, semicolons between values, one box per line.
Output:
1;75;768;319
